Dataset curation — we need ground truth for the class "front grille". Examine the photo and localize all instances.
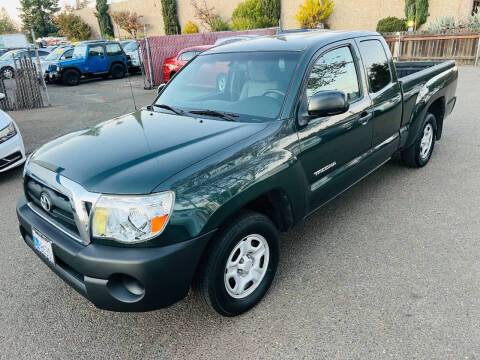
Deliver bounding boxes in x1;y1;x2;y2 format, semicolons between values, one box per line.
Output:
0;151;22;170
25;176;80;236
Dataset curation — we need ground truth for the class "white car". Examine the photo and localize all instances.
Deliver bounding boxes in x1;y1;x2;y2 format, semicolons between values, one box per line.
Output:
0;93;26;172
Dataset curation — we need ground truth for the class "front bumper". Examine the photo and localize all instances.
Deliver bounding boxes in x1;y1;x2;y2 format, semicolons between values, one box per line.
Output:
44;70;61;82
0;133;26;172
17;195;214;312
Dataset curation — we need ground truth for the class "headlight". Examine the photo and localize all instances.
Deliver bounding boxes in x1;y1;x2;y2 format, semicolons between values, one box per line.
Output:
92;191;175;243
0;121;17;144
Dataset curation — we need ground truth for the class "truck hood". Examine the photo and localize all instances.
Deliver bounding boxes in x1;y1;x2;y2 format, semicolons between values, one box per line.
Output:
30;109;268;194
53;57;84;67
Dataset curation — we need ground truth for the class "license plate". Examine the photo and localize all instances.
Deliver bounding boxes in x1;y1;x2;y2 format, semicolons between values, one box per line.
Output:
33;228;55;264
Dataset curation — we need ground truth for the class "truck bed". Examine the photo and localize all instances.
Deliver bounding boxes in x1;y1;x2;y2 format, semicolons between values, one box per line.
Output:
394;61;447;78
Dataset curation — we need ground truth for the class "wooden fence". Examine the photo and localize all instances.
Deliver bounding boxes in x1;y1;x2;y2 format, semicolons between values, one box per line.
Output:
384;30;480;65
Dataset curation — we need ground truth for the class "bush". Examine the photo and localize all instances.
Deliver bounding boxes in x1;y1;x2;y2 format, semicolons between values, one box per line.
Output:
231;0;280;30
211;16;230;31
161;0;181;35
466;10;480;29
182;20;199;34
376;17;407;33
426;16;456;31
295;0;334;29
55;12;91;40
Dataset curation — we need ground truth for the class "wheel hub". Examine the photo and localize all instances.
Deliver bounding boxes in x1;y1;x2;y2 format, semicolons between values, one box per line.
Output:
420;123;433;160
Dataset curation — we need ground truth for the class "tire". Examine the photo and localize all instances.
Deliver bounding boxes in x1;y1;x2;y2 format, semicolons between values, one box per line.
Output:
402;112;436;167
110;63;126;79
62;69;80;86
194;210;279;317
1;67;14;79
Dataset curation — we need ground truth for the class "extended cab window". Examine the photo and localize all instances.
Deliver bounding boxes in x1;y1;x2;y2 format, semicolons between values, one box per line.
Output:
358;40;391;93
106;43;122;56
306;46;360;103
89;45;104;57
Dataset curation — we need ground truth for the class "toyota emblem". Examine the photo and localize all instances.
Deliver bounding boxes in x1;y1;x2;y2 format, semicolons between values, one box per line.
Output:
40;192;52;212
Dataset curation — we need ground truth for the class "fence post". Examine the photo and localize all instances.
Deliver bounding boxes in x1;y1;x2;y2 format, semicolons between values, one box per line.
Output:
31;29;51;106
144;24;154;89
475;37;480;67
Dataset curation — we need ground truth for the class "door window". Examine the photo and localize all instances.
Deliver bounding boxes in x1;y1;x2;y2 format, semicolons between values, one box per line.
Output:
106;43;123;56
358;40;392;93
88;45;104;57
306;46;360;103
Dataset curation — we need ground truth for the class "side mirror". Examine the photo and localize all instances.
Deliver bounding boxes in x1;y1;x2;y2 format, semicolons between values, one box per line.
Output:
308;90;349;118
157;83;166;95
0;93;5;100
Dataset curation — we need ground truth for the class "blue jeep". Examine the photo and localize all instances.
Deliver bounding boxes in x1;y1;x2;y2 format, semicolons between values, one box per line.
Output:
45;41;128;86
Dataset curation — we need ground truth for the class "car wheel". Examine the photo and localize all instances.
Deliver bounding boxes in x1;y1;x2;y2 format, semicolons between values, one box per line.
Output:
62;69;80;86
402;112;436;167
1;67;14;79
111;64;126;79
194;210;279;317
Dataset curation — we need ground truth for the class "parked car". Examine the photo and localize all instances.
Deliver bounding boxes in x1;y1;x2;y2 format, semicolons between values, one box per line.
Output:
121;40;142;73
0;93;25;173
44;41;127;86
40;46;73;77
0;48;51;79
17;31;457;316
214;35;261;46
163;45;213;83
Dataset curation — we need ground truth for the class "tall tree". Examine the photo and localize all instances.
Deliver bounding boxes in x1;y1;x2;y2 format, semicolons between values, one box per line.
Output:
0;8;18;34
55;12;91;40
18;0;60;37
161;0;181;35
95;0;114;38
405;0;429;27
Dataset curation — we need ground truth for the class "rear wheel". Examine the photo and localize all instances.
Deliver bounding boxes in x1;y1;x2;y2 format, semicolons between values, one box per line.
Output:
402;112;436;167
62;69;80;86
110;63;126;79
1;67;14;79
194;210;279;317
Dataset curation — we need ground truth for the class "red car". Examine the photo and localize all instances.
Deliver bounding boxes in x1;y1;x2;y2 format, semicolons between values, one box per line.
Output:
163;45;213;83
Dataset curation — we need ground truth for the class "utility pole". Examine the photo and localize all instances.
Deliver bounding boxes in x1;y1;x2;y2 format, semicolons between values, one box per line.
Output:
31;29;51;106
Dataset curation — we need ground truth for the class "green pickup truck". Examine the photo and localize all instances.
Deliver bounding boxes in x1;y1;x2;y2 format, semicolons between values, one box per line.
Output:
17;31;457;317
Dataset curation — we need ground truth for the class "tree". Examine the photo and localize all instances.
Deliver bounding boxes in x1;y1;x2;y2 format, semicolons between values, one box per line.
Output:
0;8;18;34
231;0;279;30
55;12;91;40
190;0;229;32
405;0;429;28
95;0;114;38
295;0;334;29
110;10;143;38
19;0;60;37
161;0;181;35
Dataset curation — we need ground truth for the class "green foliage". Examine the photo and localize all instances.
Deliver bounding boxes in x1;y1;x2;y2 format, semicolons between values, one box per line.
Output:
161;0;181;35
211;16;230;31
466;10;480;29
19;0;60;37
426;16;456;31
95;0;114;38
376;17;407;33
182;20;199;34
405;0;429;27
231;0;280;30
295;0;334;29
0;8;18;34
55;12;91;40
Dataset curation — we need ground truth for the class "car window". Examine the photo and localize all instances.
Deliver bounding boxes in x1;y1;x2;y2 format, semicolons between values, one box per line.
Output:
89;45;104;57
358;40;392;93
38;50;50;56
306;46;360;103
178;51;196;61
106;43;123;56
61;49;73;59
72;45;87;58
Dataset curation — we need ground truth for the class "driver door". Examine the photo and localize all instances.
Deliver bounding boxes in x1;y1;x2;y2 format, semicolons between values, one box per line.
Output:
295;41;374;210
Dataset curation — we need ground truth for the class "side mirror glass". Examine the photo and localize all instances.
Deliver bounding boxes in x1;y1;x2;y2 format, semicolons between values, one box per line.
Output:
157;83;166;95
308;90;349;118
0;93;5;100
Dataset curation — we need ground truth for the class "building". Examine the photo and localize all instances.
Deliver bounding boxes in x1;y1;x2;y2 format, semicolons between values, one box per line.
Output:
75;0;478;39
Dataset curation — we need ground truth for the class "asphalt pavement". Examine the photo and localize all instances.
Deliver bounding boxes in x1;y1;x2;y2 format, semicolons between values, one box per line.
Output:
0;69;479;359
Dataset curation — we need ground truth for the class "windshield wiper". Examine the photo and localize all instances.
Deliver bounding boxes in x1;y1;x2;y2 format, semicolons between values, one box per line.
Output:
189;109;239;122
153;103;186;116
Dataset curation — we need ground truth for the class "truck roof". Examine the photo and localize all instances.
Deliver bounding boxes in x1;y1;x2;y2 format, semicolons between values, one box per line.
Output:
205;30;379;54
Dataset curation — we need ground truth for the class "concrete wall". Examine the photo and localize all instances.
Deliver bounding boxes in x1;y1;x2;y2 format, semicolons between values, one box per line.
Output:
75;0;474;39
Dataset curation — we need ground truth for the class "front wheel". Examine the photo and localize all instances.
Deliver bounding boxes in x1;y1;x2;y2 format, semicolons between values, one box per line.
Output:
62;69;80;86
402;112;436;167
194;210;279;317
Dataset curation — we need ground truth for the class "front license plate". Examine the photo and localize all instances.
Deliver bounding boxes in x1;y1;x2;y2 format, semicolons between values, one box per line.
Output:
32;228;55;264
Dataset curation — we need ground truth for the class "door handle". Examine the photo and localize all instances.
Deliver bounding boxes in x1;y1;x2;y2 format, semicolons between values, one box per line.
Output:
357;112;372;126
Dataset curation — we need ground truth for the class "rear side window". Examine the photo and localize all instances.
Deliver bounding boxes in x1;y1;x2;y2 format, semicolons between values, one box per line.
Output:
306;46;360;103
106;43;123;56
358;40;391;93
178;51;196;61
89;45;104;57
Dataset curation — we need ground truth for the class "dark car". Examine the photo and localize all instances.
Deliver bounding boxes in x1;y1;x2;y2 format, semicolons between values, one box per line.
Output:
18;31;457;317
45;41;127;85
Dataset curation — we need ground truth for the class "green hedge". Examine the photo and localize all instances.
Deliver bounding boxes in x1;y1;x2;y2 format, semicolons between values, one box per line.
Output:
231;0;280;30
376;17;407;33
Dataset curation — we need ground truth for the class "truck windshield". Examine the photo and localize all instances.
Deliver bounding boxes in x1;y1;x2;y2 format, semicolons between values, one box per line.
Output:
155;51;300;121
72;45;87;59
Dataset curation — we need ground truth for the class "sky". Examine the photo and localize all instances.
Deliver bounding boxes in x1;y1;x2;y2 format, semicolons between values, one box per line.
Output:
3;0;76;22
